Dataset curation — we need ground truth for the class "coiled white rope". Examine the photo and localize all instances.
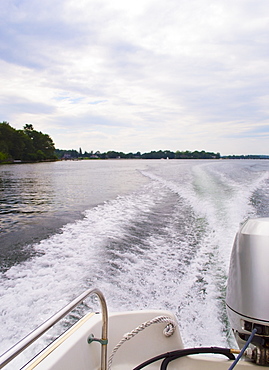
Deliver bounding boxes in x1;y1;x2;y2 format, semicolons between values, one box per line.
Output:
108;316;177;370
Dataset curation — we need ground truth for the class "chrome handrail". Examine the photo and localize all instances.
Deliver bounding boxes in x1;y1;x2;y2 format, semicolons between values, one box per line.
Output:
0;288;108;369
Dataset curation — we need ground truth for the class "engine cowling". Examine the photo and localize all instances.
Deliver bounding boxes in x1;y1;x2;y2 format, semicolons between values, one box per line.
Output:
226;218;269;365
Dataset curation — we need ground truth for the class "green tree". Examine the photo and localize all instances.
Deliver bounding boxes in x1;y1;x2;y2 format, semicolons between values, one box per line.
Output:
0;122;56;162
0;121;25;161
23;125;56;160
106;151;121;158
24;124;34;131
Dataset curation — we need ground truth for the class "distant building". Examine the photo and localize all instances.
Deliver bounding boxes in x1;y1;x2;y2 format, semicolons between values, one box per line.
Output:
62;153;72;160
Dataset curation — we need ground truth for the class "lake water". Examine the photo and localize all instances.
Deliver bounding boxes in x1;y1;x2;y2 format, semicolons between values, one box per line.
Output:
1;159;269;367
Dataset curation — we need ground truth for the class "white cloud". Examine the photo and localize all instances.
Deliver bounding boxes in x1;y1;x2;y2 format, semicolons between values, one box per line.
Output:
0;0;269;154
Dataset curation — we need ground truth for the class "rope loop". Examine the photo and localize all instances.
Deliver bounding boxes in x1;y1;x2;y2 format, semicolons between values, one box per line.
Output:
108;315;177;370
163;323;175;337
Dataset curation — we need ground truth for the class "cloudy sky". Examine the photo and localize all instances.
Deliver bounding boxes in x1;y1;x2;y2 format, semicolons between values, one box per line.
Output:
1;0;269;155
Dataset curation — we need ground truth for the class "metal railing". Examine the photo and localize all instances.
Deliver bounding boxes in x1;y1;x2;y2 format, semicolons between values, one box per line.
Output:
0;288;108;370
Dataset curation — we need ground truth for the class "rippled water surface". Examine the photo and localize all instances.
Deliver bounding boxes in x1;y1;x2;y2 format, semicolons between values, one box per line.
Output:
1;159;269;368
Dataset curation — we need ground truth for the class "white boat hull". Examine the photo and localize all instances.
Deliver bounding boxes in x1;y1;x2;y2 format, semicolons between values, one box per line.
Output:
23;310;260;370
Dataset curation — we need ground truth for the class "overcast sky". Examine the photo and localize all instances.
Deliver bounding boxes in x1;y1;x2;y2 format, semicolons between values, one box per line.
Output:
1;0;269;155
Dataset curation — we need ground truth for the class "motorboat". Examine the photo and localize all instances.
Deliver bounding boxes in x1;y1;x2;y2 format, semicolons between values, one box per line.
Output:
1;218;269;369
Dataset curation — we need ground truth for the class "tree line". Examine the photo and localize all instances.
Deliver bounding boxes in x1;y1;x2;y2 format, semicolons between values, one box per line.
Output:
222;154;269;159
0;122;56;163
0;121;221;163
55;148;221;160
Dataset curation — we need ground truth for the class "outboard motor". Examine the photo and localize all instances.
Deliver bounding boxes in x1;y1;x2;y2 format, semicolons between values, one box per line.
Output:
226;218;269;366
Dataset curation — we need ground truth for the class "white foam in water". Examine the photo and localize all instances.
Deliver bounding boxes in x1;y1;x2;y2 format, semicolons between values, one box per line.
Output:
141;161;269;347
1;160;269;367
0;183;166;366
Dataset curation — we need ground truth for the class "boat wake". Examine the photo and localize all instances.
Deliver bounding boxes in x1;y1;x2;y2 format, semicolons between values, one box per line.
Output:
1;160;269;367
